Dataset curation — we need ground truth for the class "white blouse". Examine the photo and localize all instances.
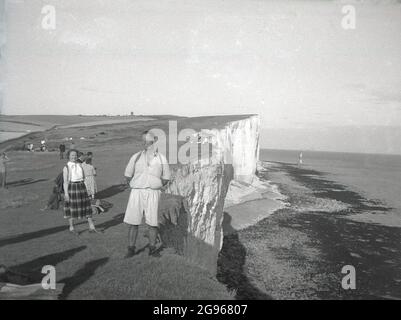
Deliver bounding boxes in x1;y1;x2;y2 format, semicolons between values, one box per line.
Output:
66;161;84;182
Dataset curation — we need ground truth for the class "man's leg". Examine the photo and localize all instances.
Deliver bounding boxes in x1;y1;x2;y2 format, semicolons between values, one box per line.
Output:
125;224;138;258
148;226;158;248
128;225;139;248
146;190;161;256
148;225;161;257
124;189;142;258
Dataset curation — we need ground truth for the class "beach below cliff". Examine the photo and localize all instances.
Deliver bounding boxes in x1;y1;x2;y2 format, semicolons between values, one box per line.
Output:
217;160;401;300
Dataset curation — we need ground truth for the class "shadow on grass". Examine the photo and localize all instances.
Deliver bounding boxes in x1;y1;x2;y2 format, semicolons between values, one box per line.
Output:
59;257;109;299
7;178;49;188
5;246;87;285
96;213;124;232
0;222;86;248
217;212;272;300
96;184;128;199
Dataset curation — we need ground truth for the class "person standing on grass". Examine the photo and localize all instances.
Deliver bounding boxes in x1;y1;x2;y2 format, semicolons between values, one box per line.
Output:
63;149;101;235
123;130;171;258
59;143;66;159
82;156;97;199
0;152;10;189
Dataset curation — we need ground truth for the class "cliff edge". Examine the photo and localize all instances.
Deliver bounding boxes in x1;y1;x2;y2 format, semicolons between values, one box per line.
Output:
161;115;260;274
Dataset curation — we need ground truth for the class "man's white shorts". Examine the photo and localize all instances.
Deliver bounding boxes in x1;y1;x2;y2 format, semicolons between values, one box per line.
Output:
124;188;161;227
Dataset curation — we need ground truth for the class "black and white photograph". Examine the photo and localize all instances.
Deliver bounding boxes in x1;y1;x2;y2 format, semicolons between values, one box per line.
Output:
0;0;400;305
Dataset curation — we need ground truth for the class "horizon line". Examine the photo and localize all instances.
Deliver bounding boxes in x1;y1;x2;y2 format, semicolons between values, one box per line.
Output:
260;147;401;157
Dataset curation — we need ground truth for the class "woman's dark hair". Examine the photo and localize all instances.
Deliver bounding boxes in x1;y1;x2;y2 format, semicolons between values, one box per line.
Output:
66;149;79;158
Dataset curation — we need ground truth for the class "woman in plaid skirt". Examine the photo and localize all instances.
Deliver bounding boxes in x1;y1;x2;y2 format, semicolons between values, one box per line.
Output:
63;149;101;234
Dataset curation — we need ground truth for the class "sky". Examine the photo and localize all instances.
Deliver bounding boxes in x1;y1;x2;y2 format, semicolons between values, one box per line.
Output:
1;0;401;154
0;0;4;105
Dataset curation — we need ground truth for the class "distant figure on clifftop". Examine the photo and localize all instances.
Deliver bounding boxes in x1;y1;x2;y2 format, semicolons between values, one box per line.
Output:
40;140;47;152
0;152;10;188
123;130;171;258
59;143;66;159
298;152;303;166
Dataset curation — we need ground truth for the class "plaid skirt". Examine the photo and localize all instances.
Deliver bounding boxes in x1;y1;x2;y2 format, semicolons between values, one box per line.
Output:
64;181;92;219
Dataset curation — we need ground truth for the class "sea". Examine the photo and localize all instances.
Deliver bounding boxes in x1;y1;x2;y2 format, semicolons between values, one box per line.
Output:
260;149;401;215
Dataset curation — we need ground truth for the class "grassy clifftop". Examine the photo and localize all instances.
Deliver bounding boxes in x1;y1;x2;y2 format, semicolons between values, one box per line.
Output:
0;114;253;299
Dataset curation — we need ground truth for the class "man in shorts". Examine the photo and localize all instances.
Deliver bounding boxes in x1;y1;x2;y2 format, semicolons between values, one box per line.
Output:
123;130;171;258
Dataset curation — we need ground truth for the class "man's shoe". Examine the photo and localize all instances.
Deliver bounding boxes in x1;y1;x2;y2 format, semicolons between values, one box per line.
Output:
124;246;136;258
148;246;161;258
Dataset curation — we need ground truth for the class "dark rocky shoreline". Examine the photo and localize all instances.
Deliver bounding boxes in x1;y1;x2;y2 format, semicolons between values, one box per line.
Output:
217;161;401;300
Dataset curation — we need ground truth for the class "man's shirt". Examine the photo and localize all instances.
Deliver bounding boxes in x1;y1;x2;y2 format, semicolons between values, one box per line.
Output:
125;150;171;190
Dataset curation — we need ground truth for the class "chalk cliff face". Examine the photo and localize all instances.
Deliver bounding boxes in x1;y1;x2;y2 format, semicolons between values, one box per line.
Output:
204;115;260;183
164;115;260;274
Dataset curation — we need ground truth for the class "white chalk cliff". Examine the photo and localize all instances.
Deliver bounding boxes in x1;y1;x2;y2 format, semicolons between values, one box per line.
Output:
165;115;260;274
